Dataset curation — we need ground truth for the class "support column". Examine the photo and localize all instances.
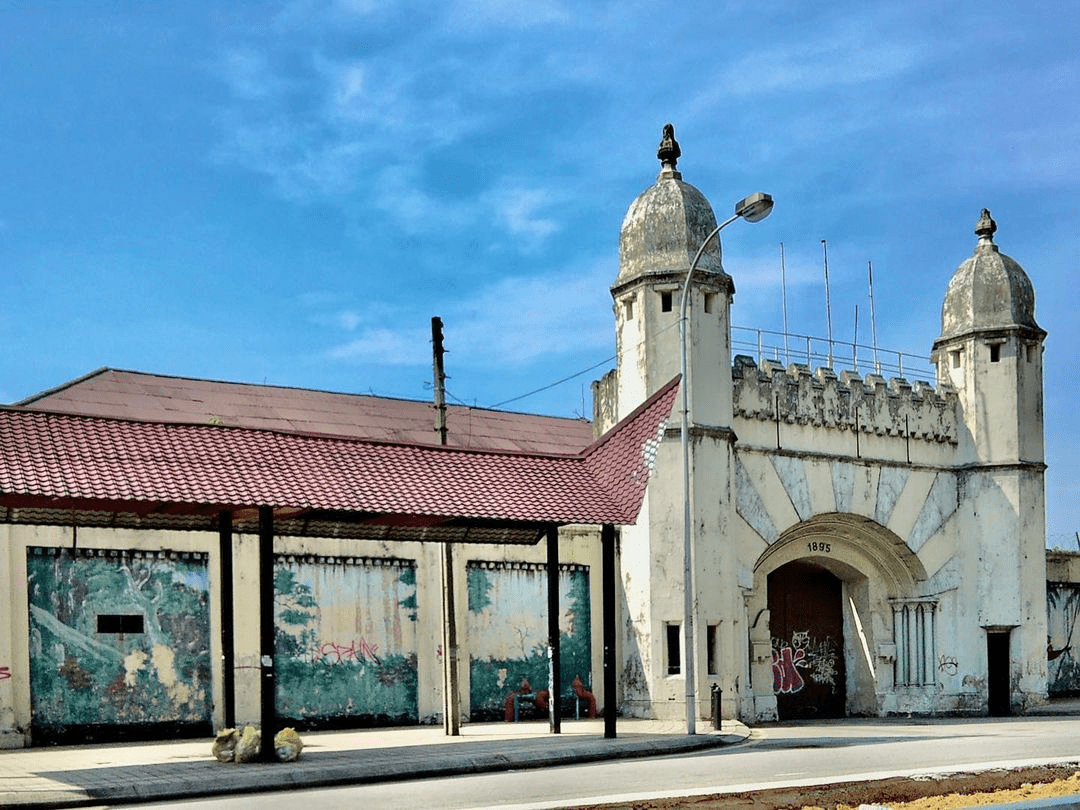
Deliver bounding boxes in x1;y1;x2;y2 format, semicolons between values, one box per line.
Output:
258;506;278;762
546;524;561;733
218;510;236;730
442;542;461;735
602;524;617;739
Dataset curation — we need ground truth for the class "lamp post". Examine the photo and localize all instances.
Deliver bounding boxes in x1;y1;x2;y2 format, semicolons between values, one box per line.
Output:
680;191;773;735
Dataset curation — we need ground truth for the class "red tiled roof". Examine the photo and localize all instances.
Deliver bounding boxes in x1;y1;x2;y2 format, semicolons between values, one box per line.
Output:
0;378;679;533
17;369;595;454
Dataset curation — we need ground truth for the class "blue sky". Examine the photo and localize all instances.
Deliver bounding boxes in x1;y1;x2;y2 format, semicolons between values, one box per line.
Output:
2;2;1078;543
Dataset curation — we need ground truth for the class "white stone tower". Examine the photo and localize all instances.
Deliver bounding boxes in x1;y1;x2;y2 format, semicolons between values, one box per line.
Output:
602;125;738;719
932;209;1048;713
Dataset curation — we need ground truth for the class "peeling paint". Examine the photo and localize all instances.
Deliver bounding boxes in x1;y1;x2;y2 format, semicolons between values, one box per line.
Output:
466;562;591;721
26;546;211;741
274;556;419;727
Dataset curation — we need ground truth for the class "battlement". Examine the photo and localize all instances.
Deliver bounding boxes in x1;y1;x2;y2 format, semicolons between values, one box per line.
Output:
732;355;958;444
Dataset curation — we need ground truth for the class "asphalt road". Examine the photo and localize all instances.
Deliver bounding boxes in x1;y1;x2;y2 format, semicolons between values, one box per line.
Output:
106;716;1080;810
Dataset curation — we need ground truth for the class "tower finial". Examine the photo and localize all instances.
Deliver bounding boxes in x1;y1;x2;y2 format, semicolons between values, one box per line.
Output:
657;123;681;172
975;208;997;245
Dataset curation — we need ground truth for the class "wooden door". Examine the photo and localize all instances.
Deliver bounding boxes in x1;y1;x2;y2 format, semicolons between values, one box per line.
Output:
768;560;846;720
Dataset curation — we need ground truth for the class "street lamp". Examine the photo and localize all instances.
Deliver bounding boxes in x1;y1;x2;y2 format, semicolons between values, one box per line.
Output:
680;191;773;735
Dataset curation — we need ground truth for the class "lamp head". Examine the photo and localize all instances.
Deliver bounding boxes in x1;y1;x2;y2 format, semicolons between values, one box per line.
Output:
734;192;774;223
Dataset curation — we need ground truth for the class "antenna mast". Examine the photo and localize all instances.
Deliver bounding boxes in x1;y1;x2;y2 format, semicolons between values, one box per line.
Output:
780;242;790;365
822;239;834;367
868;260;880;374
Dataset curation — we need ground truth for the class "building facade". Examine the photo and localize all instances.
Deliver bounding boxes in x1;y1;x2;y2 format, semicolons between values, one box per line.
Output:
0;128;1059;747
593;130;1049;722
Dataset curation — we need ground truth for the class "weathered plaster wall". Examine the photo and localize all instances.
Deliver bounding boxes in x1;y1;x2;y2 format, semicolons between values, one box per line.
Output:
274;555;419;727
1047;552;1080;694
1;522;604;747
465;561;592;721
26;546;213;743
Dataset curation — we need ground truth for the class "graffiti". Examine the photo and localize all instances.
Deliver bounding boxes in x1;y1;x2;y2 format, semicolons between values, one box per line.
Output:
274;558;419;726
938;655;959;675
317;638;382;666
772;631;839;695
0;666;11;680
772;645;805;693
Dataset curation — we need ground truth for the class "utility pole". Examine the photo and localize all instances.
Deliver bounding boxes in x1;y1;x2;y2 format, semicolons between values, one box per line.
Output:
432;317;460;735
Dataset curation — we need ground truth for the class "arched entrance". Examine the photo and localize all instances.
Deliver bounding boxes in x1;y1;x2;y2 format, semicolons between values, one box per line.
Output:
748;514;929;721
768;560;846;719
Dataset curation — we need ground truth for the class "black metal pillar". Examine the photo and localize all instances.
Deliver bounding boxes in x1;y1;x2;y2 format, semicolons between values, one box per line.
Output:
602;523;617;739
546;524;561;733
259;505;278;761
218;510;235;730
441;542;461;735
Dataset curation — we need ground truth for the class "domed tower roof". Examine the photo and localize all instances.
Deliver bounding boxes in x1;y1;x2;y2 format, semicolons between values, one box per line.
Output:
938;209;1044;343
616;124;727;286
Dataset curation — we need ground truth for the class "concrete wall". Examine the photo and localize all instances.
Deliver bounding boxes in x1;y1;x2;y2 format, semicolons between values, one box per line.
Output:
0;523;604;748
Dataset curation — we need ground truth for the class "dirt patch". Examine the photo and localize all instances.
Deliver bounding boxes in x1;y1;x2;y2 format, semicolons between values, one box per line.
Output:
574;764;1080;809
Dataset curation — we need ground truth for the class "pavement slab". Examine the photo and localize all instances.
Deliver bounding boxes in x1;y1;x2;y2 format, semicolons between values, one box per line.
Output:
0;719;746;808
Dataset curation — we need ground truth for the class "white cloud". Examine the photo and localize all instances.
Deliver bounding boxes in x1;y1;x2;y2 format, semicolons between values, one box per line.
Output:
327;326;430;365
443;0;575;31
488;186;561;241
319;259;614;370
220;49;284;101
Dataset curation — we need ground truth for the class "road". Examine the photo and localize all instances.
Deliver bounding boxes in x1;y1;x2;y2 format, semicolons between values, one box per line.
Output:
103;716;1080;810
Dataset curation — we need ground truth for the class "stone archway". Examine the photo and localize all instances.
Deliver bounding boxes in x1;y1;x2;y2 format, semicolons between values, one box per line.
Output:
748;514;927;720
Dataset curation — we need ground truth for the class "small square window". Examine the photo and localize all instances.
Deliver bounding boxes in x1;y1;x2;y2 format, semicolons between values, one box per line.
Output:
666;623;681;675
97;614;145;634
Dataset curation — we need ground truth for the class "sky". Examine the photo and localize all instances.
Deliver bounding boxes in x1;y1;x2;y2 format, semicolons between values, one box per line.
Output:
2;2;1078;544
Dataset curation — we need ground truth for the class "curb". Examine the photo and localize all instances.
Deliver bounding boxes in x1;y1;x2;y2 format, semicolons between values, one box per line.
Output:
3;732;742;809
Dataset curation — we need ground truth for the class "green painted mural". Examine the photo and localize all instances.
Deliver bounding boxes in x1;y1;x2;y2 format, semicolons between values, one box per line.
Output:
26;546;212;743
466;561;593;721
1048;582;1080;695
274;555;419;728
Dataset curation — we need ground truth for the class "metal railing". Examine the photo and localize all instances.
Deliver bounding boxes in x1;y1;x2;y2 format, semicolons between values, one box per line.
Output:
731;326;936;384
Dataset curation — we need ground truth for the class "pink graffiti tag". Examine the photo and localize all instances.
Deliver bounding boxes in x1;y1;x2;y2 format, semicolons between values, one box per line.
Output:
317;639;381;666
0;666;10;680
771;646;806;694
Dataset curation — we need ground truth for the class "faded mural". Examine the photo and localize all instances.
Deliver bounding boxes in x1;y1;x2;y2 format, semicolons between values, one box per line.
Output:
27;546;212;743
1048;582;1080;695
274;555;419;728
467;561;593;721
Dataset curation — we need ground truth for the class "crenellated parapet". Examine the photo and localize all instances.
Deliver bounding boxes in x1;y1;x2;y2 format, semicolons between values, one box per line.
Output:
732;355;958;444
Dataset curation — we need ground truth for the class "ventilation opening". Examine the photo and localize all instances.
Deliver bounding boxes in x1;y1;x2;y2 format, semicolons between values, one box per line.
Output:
990;343;1001;363
706;623;719;676
660;290;673;312
98;614;145;634
666;622;681;675
704;293;715;314
950;350;961;369
624;298;634;320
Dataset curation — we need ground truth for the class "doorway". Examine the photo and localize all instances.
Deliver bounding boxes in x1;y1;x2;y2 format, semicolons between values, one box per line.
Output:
768;560;846;719
987;630;1012;717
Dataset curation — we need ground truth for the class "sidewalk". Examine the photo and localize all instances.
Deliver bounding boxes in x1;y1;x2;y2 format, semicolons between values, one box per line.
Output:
0;718;749;808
